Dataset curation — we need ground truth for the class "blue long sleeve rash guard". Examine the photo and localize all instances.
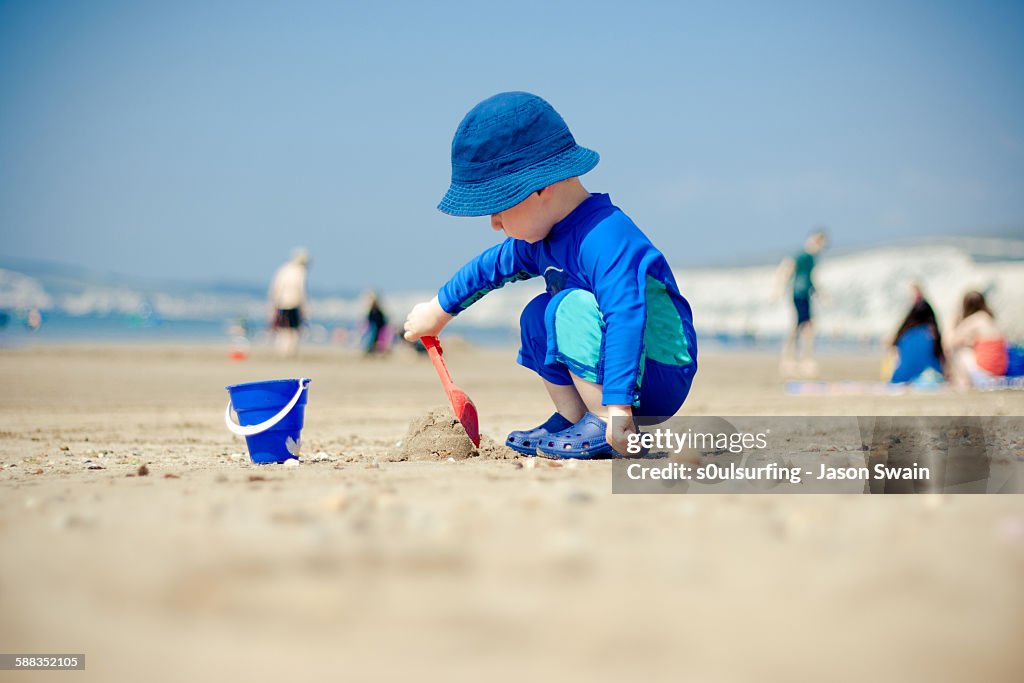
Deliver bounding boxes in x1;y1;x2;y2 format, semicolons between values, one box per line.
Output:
438;194;695;406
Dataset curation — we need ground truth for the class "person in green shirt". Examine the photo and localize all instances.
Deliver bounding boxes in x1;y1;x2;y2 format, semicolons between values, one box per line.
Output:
774;229;828;376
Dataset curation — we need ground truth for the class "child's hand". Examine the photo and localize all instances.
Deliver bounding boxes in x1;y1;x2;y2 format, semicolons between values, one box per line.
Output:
403;296;454;342
606;405;637;456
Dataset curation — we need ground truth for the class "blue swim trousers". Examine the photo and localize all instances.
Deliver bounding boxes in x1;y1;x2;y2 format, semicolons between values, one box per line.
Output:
516;290;697;418
793;295;812;326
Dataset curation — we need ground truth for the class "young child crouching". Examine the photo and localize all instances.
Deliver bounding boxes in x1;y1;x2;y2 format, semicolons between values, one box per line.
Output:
404;92;697;458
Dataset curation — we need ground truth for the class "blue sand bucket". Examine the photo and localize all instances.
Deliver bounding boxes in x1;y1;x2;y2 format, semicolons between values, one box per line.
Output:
225;378;311;463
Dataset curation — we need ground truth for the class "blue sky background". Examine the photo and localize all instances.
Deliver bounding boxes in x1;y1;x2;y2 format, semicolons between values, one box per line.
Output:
1;0;1022;290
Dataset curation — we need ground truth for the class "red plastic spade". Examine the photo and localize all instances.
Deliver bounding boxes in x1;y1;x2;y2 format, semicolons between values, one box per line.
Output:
421;336;480;447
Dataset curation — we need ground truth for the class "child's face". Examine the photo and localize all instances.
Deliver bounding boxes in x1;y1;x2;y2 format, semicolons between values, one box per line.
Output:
490;191;553;243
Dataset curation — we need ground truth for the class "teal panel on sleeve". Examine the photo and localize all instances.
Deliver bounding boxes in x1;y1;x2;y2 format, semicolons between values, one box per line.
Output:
644;276;692;366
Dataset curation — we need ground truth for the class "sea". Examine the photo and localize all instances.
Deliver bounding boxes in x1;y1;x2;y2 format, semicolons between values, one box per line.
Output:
2;237;1022;349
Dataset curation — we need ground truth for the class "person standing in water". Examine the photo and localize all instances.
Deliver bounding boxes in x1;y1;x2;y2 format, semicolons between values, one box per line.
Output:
268;248;310;358
774;229;828;377
364;291;389;355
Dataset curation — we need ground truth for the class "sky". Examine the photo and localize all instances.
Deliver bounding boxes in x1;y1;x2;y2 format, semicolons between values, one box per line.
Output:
1;0;1022;291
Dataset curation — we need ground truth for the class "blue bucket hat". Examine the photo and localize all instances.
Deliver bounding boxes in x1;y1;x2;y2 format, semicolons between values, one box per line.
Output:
438;92;599;217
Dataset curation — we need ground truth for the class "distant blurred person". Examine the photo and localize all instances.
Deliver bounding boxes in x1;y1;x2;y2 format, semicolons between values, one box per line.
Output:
774;229;828;377
887;293;945;384
908;281;925;306
363;291;390;355
947;291;1008;388
26;307;42;332
268;248;310;358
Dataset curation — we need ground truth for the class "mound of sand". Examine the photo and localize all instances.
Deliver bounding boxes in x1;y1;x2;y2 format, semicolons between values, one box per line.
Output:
397;406;517;461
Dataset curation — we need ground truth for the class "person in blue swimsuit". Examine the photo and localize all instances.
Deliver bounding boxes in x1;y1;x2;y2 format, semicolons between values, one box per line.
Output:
775;229;828;376
889;296;945;384
403;92;698;458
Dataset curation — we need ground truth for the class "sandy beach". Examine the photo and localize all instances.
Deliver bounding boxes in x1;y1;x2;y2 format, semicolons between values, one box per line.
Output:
1;342;1023;682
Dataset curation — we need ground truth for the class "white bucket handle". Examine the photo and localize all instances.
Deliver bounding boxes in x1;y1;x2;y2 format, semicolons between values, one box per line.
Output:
225;378;310;437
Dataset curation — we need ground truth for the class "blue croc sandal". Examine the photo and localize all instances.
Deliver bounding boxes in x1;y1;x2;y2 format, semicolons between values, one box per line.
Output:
536;412;616;459
505;412;574;455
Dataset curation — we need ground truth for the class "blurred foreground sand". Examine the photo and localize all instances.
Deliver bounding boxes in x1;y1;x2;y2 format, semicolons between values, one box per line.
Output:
1;344;1022;682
